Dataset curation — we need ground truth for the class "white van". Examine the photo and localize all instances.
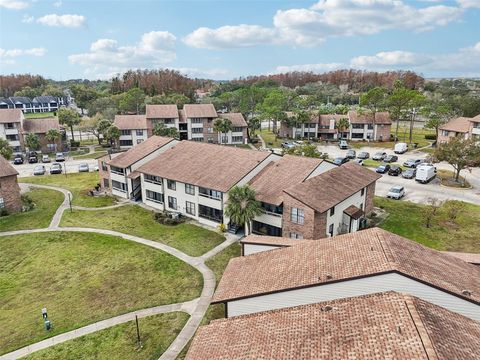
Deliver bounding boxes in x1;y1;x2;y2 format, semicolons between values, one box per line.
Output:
415;163;436;184
394;142;408;154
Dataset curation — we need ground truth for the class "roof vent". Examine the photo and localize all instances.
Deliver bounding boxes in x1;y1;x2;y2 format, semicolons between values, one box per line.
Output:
322;305;334;312
462;290;472;297
370;246;374;251
326;274;333;280
397;326;402;334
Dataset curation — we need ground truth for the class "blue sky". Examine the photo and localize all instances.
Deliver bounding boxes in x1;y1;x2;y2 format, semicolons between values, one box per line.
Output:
1;0;479;80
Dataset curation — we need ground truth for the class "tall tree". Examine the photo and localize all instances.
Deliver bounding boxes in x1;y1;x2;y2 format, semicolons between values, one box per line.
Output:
45;129;60;151
0;139;13;160
106;125;120;148
58;107;81;142
24;133;40;151
71;84;100;115
360;87;387;140
86;96;118;120
335;117;350;139
224;185;262;235
423;101;457;144
119;87;146;114
213;118;233;144
434;137;480;182
14;86;42;98
80;115;109;145
256;89;293;133
247;117;261;140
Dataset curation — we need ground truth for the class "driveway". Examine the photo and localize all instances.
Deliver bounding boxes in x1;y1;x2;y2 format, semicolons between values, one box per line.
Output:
12;158;98;177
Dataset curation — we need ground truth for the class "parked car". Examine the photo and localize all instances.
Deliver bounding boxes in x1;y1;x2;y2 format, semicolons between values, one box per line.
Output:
357;151;370;159
42;155;51;163
353;159;364;166
402;168;416;179
28;152;38;163
388;165;402;176
78;163;89;172
384;155;398;163
50;162;63;174
376;163;391;173
416;163;436;184
346;149;356;159
387;185;405;200
403;158;422;168
13;155;24;165
333;157;349;165
338;140;348;149
372;151;387;161
394;142;408;154
55;152;65;162
33;165;46;176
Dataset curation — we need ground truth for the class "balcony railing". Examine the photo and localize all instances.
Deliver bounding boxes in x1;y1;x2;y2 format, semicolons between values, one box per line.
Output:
198;213;223;223
262;209;282;217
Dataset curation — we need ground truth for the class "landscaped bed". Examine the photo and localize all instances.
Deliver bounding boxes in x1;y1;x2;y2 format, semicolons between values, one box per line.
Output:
0;231;202;354
20;172;115;208
60;205;226;257
374;197;480;253
23;312;189;360
437;169;471;189
0;188;64;231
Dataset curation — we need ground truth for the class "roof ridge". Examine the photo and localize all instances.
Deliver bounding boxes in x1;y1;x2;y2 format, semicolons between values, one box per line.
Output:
375;229;397;266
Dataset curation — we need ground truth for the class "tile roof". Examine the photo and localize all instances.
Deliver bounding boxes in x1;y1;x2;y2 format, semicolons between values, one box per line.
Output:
343;204;364;219
22;117;60;134
187;291;480;360
218;113;247;127
113;115;147;130
184;104;217;118
145;104;179;119
107;136;175;168
213;227;480;303
439;117;472;133
9;97;31;104
249;155;323;205
285;110;320;124
319;114;347;126
471;114;480;123
348;110;392;124
0;155;18;177
241;235;304;247
32;96;58;103
442;251;480;265
284;162;381;213
0;109;23;123
137;141;271;192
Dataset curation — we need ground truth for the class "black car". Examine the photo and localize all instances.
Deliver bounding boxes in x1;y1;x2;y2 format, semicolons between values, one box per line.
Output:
50;162;63;174
13;155;24;165
357;151;370;159
333;157;349;165
376;163;391;173
402;168;416;179
388;166;402;176
346;149;356;159
384;155;398;163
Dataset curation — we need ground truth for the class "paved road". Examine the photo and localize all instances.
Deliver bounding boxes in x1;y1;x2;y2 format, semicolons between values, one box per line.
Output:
13;158;98;177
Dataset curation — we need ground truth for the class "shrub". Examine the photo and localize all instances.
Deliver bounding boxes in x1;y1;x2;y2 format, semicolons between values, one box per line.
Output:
21;194;35;212
0;208;8;217
218;223;226;232
70;140;80;148
153;211;185;225
425;134;437;140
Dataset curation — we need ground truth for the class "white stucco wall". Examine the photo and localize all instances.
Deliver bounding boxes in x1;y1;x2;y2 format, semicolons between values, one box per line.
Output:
326;188;366;236
243;243;283;256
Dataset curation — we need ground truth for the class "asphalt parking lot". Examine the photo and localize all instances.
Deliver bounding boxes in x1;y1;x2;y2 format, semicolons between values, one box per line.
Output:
12;158;98;177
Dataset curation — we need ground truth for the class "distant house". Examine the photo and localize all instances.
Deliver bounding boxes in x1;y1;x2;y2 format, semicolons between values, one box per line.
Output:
114;115;149;148
438;114;480;144
22;117;64;153
31;96;59;113
0;109;24;153
0;96;66;113
0;156;22;214
9;97;33;113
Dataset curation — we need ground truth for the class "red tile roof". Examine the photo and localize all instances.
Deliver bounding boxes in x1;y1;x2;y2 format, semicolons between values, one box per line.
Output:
348;110;392;125
114;115;147;130
22;117;60;134
442;251;480;265
0;155;18;177
439;117;472;133
145;104;179;119
219;113;247;127
213;228;480;304
0;109;23;123
187;291;480;360
184;104;217;118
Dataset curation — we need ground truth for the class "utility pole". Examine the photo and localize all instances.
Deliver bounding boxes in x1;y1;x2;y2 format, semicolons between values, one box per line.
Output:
409;108;417;145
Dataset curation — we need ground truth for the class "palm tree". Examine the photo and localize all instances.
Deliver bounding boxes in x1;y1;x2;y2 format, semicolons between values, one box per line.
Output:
213;118;233;144
24;133;40;151
335;117;350;139
295;110;311;140
224;185;262;235
45;128;60;152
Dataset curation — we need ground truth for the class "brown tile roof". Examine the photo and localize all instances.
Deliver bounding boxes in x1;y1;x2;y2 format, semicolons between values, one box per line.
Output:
343;204;364;219
0;109;23;123
114;115;147;130
22;117;60;134
285;111;319;124
348;110;392;125
218;113;247;127
145;104;179;119
107;136;174;168
471;114;480;123
137;141;271;192
0;155;18;177
184;104;217;118
442;251;480;265
319;114;347;126
187;291;480;360
284;162;381;213
213;227;480;303
249;155;323;205
241;235;305;247
439;117;472;133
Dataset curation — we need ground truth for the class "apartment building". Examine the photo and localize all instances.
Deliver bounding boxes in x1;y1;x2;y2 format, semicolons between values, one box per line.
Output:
22;117;63;153
0;96;63;113
437;114;480;144
0;109;24;153
347;110;391;141
279;112;345;140
213;227;480;321
98;136;177;199
0;155;22;214
114;115;149;148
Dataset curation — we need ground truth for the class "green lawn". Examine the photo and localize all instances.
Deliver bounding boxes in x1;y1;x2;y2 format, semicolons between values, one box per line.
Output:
72;150;108;160
24;112;56;119
0;188;63;231
60;205;226;257
259;129;282;148
363;159;406;170
350;126;435;150
23;312;189;360
0;231;202;354
374;197;480;252
19;172;115;208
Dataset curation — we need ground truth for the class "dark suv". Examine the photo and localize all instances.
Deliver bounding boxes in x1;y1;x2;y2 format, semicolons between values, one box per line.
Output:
13;155;24;165
28;151;38;164
388;166;402;176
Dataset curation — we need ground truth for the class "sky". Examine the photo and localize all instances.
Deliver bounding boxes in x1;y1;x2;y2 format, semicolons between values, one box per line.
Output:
0;0;479;80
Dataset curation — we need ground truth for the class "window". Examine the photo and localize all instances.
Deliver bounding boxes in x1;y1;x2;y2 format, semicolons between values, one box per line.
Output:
185;183;195;195
6;134;19;141
207;127;213;133
199;187;222;200
144;174;162;185
167;180;176;190
207;137;214;143
290;232;303;240
101;161;108;171
328;224;334;237
442;130;449;136
0;197;4;209
120;129;131;136
112;180;126;192
136;129;144;136
367;124;374;130
361;188;365;196
232;127;244;132
119;140;133;147
103;178;109;188
110;166;125;175
198;204;223;223
191;118;203;124
168;196;177;210
290;207;304;224
164;118;174;124
185;201;195;215
146;190;164;203
5;123;16;129
330;207;335;216
192;127;203;133
352;124;364;129
360;203;364;210
232;136;243;143
192;137;204;142
261;202;283;215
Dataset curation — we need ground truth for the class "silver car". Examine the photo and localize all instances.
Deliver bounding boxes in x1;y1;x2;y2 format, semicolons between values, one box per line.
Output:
387;185;405;200
33;165;46;176
78;163;89;172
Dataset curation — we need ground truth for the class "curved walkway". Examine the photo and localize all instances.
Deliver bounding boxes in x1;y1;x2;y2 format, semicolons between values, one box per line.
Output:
0;184;234;360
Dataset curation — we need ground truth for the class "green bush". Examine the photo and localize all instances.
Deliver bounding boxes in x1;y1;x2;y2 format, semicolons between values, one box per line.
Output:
70;140;80;148
0;208;8;217
425;134;437;140
153;211;186;225
21;194;35;212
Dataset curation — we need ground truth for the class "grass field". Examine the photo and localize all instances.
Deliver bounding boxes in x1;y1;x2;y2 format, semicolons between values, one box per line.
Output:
72;150;108;159
23;312;189;360
24;112;56;119
0;231;202;354
259;129;282;148
348;126;435;150
60;205;226;257
375;197;480;252
0;188;63;231
19;172;115;208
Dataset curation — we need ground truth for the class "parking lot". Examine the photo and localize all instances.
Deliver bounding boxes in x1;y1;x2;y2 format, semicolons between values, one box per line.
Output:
12;158;98;177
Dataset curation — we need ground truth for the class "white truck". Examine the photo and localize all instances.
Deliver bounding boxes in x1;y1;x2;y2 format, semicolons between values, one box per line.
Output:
415;163;436;183
394;142;408;154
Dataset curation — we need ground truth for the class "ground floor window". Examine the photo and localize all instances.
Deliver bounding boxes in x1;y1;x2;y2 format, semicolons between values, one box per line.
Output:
146;190;164;204
186;201;196;216
198;204;223;223
119;140;133;147
103;178;109;188
232;136;243;143
191;137;204;142
328;223;334;237
168;196;177;210
290;231;303;239
252;221;282;237
0;197;4;209
351;133;364;139
112;180;126;192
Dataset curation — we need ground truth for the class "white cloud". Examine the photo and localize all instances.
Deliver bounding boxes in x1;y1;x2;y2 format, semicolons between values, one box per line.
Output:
184;0;464;49
456;0;480;8
37;14;86;28
274;62;343;73
22;14;34;23
0;47;46;65
69;31;177;78
53;0;62;7
173;67;229;78
350;51;430;68
184;25;277;49
0;0;29;9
